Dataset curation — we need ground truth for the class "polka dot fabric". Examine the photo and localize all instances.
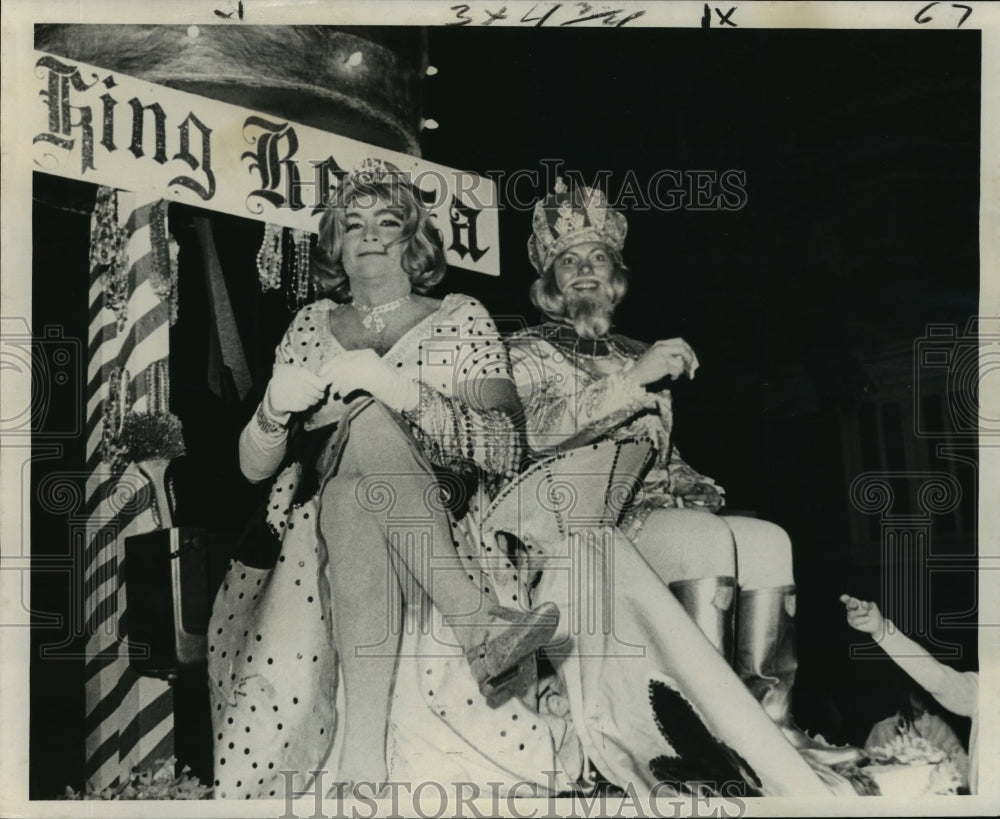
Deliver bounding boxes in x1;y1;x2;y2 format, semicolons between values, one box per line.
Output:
208;492;338;799
388;604;578;793
209;294;579;798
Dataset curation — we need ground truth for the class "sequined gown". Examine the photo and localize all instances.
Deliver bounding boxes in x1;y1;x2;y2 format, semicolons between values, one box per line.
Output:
508;323;721;539
489;323;838;796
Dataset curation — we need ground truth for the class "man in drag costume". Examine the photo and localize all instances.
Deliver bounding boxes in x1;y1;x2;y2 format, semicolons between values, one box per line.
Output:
207;161;568;798
207;162;854;801
483;178;861;793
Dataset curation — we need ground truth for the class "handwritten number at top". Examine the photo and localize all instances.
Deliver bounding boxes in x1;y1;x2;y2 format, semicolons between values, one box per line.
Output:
701;4;738;28
213;1;244;19
561;3;646;26
914;2;973;27
451;2;644;27
449;4;474;25
484;6;509;25
521;3;562;26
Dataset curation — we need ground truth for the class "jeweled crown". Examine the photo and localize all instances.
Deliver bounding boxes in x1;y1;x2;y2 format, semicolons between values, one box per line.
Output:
528;177;628;275
347;156;407;188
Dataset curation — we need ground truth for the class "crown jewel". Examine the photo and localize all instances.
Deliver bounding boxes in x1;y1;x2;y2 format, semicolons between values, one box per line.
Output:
528;177;628;275
347;156;407;188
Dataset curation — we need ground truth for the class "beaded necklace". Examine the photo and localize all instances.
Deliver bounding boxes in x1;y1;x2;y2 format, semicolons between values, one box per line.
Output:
351;293;411;334
544;321;636;360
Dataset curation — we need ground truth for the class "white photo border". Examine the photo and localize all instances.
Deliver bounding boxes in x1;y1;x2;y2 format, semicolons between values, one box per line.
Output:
2;2;997;816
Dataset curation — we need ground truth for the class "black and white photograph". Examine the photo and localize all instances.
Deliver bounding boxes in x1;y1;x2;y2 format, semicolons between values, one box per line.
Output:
2;1;998;815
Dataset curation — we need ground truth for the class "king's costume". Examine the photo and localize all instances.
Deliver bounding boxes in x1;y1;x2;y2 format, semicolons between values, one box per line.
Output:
489;180;865;793
507;321;719;540
207;166;858;800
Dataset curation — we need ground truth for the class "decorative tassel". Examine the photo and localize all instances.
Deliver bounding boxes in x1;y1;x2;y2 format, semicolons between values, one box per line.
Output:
168;233;180;322
256;224;313;308
290;228;313;310
256;223;283;292
91;187;130;331
145;360;170;416
118;367;132;436
148;200;180;326
149;203;176;324
101;365;131;472
101;367;123;468
89;187;119;268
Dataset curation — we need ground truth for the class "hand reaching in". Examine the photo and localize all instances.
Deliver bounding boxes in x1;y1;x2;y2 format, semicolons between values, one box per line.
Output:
632;338;699;386
840;594;886;641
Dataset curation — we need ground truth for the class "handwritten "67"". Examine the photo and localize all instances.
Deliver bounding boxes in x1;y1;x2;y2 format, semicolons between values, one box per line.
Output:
914;2;973;28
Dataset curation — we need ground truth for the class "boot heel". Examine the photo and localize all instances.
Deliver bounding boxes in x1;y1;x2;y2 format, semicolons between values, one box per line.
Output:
466;602;559;705
482;655;539;708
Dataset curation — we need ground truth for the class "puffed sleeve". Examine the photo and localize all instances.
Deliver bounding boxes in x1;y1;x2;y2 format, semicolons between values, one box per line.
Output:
508;333;655;455
664;445;724;497
402;297;521;478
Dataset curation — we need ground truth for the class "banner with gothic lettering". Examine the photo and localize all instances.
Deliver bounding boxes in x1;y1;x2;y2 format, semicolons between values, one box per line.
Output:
31;50;499;276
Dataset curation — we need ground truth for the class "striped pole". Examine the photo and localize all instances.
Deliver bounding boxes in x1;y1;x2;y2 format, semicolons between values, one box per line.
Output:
82;188;176;788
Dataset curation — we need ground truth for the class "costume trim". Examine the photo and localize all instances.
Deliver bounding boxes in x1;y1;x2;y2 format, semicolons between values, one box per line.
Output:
255;402;287;435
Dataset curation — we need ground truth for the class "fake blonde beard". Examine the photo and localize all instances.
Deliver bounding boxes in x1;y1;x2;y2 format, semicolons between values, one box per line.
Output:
565;290;615;340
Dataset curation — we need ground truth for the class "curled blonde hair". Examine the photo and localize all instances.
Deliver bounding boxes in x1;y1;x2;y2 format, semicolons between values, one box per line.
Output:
529;251;630;325
312;176;447;301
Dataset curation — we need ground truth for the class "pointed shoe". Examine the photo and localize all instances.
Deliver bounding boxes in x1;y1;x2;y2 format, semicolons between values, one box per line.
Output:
466;602;559;702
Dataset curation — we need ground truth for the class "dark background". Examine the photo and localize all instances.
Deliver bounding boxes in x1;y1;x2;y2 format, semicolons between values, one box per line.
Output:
422;25;981;753
31;27;980;796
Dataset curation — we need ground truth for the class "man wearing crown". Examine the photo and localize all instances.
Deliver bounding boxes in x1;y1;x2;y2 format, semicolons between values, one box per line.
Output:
507;179;853;761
